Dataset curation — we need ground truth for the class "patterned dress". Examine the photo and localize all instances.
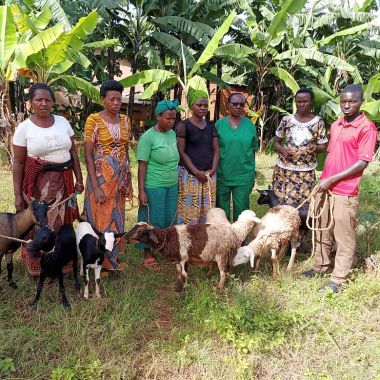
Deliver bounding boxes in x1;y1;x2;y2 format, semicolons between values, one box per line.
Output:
272;114;328;204
82;113;131;270
176;119;217;224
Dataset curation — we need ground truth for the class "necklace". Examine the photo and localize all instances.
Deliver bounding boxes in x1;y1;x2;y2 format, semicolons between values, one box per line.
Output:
228;116;241;129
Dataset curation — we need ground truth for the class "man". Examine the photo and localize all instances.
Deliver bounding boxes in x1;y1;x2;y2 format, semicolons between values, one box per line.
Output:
303;84;378;292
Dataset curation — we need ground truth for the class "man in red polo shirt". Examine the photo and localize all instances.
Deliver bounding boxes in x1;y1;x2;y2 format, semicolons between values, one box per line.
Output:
302;84;378;292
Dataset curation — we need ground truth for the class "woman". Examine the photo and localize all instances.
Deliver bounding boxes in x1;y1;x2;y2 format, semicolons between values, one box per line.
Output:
215;93;258;222
13;83;83;275
82;80;132;271
176;90;219;224
137;100;179;270
273;88;328;205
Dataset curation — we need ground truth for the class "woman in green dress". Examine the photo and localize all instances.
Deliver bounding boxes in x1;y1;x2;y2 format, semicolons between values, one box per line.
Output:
215;93;258;221
136;100;180;270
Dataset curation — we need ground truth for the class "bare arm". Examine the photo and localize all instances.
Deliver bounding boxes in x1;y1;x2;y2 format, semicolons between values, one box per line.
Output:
315;143;328;153
84;141;105;203
13;145;27;212
124;142;133;199
209;136;220;177
317;160;369;192
69;137;84;194
138;160;148;205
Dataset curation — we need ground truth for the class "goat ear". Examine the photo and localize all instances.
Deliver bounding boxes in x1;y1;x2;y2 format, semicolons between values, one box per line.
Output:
92;225;102;237
100;235;106;246
253;217;261;224
148;230;159;244
23;192;32;206
114;231;125;238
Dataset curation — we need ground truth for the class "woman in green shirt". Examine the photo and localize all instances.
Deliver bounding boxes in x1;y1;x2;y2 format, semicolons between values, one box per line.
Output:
216;93;258;221
136;100;180;269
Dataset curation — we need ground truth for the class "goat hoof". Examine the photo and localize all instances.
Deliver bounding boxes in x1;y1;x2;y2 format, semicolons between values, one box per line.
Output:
175;280;184;292
75;283;80;291
30;302;38;309
9;281;18;289
63;302;71;309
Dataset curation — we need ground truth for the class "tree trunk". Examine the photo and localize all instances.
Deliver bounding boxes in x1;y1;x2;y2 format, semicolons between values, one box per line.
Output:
213;60;222;121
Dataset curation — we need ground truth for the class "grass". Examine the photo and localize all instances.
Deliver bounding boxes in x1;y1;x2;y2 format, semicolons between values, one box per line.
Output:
1;151;380;380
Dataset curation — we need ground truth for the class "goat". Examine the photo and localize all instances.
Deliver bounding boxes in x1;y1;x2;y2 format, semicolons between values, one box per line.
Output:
27;224;79;308
0;196;50;289
257;188;308;230
233;205;301;277
75;222;124;300
125;210;261;292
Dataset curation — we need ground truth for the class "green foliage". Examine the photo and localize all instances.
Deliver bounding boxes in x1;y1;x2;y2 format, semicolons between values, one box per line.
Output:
51;359;103;380
0;357;15;374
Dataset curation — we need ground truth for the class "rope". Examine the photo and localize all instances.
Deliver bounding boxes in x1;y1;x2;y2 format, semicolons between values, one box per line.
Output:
0;233;31;244
140;203;178;230
47;193;76;213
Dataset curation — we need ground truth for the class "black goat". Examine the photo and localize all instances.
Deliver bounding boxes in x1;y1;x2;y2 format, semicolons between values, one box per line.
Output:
257;188;309;230
0;197;50;289
27;224;79;308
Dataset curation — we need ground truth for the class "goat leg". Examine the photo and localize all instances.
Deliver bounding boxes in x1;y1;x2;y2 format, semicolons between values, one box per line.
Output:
253;256;261;272
5;253;17;289
175;263;184;292
57;270;70;308
286;236;298;271
271;248;280;278
94;265;102;299
31;271;47;308
83;265;90;300
72;253;80;292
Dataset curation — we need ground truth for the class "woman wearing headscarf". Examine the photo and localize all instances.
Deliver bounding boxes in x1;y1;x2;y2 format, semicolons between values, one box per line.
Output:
216;93;258;222
136;100;180;270
176;90;219;224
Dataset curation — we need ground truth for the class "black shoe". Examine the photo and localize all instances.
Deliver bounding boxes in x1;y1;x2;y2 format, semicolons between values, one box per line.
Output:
301;269;322;278
319;282;341;293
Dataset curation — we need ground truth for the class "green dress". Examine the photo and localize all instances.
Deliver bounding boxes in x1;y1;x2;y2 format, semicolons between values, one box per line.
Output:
215;116;258;221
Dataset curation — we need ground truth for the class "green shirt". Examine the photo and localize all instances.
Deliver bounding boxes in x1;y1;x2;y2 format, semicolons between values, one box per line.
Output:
137;127;179;188
216;116;258;186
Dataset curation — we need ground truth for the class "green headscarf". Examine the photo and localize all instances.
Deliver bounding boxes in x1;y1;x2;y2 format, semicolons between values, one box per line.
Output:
187;90;209;107
155;99;179;116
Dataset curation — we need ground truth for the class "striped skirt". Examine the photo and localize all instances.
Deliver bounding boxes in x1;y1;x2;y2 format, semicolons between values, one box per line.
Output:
177;165;216;224
272;165;315;205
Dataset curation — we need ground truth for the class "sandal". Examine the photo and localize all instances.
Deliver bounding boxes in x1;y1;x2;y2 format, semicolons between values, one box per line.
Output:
143;257;160;271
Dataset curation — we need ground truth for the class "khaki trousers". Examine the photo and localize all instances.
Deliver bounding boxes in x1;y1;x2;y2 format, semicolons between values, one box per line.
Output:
313;193;359;284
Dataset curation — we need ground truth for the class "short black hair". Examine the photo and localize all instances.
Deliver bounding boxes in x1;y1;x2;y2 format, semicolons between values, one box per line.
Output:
295;88;314;100
227;92;246;104
100;80;124;97
29;83;54;100
341;84;363;100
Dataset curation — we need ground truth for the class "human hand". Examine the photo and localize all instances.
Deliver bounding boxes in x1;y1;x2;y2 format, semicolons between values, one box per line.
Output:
74;182;85;194
196;170;208;183
280;147;293;160
317;178;333;192
15;194;26;213
305;145;316;154
94;186;106;203
139;190;148;205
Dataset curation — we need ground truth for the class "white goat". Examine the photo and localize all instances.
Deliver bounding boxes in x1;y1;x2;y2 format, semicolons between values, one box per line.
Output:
233;205;301;277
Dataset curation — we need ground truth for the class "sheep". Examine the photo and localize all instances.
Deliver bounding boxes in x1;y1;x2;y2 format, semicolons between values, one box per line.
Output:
27;224;79;308
233;205;301;277
75;222;125;300
124;210;261;292
0;197;50;289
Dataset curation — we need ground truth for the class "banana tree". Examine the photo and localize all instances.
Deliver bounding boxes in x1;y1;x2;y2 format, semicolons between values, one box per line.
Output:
119;11;237;114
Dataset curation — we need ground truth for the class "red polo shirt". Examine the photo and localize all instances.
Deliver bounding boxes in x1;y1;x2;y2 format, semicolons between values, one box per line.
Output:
320;113;378;196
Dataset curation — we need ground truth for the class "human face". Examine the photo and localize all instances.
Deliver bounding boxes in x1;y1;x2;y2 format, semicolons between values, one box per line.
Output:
101;90;122;115
340;91;362;120
227;94;246;117
30;89;53;118
157;109;177;132
191;98;209;118
295;92;312;115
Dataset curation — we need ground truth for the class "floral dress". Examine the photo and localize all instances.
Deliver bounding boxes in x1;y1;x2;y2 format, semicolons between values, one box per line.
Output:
272;114;327;204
